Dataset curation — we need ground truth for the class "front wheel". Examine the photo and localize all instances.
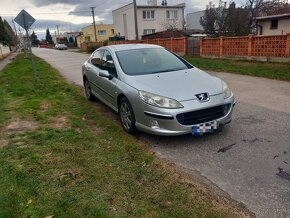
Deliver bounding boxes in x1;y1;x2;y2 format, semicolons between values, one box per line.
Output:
84;78;94;101
119;97;136;134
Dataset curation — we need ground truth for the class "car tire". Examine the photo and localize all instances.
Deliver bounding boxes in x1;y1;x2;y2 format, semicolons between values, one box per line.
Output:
84;78;94;101
119;97;136;134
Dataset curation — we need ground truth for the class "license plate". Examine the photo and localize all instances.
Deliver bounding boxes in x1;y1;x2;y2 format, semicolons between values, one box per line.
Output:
192;121;218;135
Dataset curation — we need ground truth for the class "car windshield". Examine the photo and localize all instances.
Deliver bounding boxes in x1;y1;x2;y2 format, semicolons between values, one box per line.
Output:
116;48;192;75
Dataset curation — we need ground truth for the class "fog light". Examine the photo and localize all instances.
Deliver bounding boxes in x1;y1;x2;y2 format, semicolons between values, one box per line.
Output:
150;119;160;129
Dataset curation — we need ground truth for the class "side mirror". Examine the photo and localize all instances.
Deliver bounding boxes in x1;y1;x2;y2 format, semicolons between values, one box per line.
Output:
99;71;113;80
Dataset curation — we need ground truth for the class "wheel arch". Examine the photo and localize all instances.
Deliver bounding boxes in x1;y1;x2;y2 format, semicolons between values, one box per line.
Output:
117;93;127;112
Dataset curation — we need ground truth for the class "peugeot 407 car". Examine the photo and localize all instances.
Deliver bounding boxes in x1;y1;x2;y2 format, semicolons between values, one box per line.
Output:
82;44;235;136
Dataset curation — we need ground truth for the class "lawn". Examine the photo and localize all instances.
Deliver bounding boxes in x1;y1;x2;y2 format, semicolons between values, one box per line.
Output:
186;56;290;81
0;54;250;217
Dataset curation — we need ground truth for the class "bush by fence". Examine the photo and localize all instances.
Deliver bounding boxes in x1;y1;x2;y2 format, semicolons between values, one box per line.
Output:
80;42;103;53
200;33;290;61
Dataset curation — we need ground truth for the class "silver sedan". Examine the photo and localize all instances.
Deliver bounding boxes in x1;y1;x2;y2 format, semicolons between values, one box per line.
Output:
82;44;235;136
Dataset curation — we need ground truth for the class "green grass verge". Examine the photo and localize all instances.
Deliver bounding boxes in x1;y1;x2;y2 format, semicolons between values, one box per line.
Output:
0;55;246;217
186;57;290;81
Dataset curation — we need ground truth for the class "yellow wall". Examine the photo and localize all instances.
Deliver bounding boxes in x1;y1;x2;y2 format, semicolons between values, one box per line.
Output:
77;24;114;47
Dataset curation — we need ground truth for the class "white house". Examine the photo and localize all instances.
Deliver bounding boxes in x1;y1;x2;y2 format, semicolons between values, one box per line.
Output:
112;0;185;40
186;10;205;31
256;13;290;35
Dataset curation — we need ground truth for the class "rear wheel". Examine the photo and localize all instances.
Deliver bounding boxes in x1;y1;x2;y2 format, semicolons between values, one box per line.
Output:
84;78;94;101
119;97;136;133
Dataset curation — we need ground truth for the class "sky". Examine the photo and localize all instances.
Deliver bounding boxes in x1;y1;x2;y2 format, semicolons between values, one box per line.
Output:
0;0;227;40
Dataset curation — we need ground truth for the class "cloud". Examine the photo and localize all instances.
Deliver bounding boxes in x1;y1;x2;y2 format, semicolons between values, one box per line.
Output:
29;0;207;24
31;0;88;6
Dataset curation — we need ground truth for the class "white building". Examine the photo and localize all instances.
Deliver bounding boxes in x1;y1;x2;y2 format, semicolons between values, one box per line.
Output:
112;0;185;40
256;13;290;35
186;10;204;31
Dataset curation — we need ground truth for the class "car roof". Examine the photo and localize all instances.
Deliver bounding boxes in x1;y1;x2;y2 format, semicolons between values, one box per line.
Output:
104;44;162;52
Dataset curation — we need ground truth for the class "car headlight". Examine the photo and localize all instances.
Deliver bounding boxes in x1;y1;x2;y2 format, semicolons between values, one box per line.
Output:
222;81;231;99
138;91;183;109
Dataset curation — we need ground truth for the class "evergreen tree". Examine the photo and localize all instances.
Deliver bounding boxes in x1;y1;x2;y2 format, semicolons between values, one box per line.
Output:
69;36;74;43
4;20;17;46
226;2;251;36
45;28;53;44
200;2;218;37
0;16;8;45
31;31;39;46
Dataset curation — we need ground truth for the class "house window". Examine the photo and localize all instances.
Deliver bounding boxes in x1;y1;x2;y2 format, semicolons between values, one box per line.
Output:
85;36;90;42
143;10;155;20
143;29;155;35
270;19;278;29
98;30;106;36
167;10;178;19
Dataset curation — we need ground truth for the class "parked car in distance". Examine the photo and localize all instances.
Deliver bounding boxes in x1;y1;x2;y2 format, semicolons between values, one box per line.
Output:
55;43;67;50
82;44;235;136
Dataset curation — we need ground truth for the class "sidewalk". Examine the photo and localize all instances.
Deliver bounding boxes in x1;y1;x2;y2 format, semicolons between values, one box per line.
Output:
0;53;17;71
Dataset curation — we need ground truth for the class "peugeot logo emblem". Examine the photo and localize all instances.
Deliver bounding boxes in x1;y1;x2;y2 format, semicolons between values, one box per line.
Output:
196;93;210;102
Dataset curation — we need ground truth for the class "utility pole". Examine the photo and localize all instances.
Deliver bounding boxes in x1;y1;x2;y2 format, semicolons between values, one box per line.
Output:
133;0;139;40
56;25;60;43
90;7;97;42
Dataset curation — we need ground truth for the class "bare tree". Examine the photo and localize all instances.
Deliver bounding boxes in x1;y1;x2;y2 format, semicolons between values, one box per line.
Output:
161;19;180;31
245;0;263;29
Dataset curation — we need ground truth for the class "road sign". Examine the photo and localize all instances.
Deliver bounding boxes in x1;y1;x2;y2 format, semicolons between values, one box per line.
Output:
14;9;35;30
14;9;37;82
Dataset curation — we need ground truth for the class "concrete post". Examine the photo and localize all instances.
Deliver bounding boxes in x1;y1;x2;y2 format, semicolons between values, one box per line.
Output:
285;33;290;58
183;37;187;55
248;34;254;57
220;36;224;57
200;37;203;56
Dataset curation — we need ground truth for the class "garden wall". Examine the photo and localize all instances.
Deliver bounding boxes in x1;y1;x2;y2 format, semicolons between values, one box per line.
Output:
200;33;290;61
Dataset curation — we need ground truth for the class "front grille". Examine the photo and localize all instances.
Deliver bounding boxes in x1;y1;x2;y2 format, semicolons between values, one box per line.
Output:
176;104;231;126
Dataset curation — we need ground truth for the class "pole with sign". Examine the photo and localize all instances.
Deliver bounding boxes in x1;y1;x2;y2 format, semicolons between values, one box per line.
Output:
14;9;38;81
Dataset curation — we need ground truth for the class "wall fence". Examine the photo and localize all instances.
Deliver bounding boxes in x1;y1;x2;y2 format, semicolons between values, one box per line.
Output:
108;37;188;56
200;33;290;61
80;34;290;62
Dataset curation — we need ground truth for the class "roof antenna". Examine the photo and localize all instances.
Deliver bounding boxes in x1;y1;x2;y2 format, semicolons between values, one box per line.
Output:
161;0;168;6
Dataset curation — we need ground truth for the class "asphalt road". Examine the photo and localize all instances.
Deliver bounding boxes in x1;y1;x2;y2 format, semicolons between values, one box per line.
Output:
33;48;290;218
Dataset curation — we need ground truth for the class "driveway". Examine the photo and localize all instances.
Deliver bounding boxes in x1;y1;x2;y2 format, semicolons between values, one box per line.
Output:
33;48;290;218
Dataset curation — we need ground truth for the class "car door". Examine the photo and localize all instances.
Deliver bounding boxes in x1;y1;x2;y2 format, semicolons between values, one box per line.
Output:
97;49;118;110
86;49;104;99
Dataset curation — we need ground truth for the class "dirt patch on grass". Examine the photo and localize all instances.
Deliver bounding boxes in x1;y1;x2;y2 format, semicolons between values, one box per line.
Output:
81;114;104;134
49;115;69;129
39;101;50;112
7;98;25;110
6;118;38;132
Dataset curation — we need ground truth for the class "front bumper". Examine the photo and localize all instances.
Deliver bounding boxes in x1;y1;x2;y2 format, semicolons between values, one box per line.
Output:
134;93;235;136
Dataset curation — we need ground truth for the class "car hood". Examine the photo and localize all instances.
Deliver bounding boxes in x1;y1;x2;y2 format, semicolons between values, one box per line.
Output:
124;68;222;101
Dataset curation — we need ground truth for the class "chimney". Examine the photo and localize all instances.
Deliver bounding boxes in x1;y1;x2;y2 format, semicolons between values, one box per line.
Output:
148;0;157;6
